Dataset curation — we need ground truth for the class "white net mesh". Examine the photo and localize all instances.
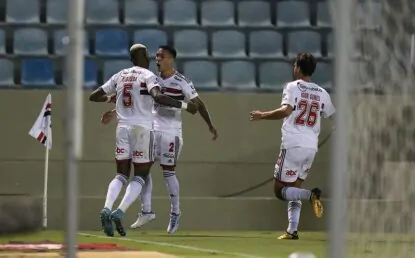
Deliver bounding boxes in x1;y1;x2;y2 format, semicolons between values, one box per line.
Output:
346;0;415;257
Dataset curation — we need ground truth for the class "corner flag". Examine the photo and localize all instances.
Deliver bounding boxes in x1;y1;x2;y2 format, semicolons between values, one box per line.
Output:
29;94;52;150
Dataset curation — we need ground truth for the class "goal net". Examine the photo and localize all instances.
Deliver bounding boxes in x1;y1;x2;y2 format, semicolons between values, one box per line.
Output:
343;0;415;257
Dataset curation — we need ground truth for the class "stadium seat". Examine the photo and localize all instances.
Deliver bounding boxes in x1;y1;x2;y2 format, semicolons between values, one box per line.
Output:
95;29;129;57
183;61;218;89
287;31;322;57
134;29;167;56
317;1;333;27
6;0;39;23
164;0;197;26
249;30;283;58
238;1;271;27
0;59;14;86
327;32;334;57
125;0;158;25
63;59;98;88
54;30;90;55
277;1;310;27
0;30;5;54
201;0;235;26
86;0;119;24
174;30;208;57
46;0;67;24
212;30;245;58
149;61;158;74
259;62;292;90
14;28;48;55
221;61;256;89
103;60;131;82
21;59;55;86
313;62;333;89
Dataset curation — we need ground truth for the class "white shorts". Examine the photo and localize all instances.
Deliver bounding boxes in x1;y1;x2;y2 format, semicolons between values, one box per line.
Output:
274;147;316;183
115;125;155;164
153;130;183;166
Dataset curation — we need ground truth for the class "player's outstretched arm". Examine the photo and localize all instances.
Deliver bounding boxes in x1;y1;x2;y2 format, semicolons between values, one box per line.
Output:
89;87;115;103
190;97;218;140
250;104;293;121
149;87;198;114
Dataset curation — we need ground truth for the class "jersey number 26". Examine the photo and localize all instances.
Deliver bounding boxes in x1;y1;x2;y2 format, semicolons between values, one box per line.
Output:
294;100;319;127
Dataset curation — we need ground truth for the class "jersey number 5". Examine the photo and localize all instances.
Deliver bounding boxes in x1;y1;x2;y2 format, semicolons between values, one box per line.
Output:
123;83;133;108
294;100;319;127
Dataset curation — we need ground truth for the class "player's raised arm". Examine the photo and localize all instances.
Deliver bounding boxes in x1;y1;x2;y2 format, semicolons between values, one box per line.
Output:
89;73;118;103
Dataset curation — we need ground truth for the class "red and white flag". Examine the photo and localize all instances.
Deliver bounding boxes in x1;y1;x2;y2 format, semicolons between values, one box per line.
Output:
29;94;52;150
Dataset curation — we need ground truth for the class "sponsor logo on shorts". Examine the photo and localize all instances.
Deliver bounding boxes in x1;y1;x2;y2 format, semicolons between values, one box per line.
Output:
133;151;144;157
285;170;297;177
116;148;125;154
163;153;175;159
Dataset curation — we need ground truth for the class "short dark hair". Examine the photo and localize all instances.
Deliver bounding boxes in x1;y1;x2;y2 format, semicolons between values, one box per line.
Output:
158;45;177;59
295;53;316;76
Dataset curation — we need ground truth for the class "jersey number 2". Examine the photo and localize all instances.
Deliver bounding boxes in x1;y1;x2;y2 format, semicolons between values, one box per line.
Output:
123;83;133;107
294;100;319;127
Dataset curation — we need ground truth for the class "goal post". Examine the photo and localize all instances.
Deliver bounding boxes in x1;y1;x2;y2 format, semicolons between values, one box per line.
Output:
332;0;415;257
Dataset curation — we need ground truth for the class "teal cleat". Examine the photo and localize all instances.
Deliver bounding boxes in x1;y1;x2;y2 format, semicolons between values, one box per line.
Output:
100;208;114;237
110;208;126;236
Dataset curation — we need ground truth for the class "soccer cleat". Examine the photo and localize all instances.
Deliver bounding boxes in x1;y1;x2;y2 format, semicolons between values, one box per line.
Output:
110;209;126;236
100;208;114;237
310;187;323;218
278;231;299;240
167;212;181;234
130;211;156;229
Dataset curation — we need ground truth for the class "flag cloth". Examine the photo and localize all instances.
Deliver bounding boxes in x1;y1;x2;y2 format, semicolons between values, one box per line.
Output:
29;94;52;150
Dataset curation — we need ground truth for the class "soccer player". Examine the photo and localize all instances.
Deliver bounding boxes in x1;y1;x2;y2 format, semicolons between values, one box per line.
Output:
250;53;335;240
89;44;198;237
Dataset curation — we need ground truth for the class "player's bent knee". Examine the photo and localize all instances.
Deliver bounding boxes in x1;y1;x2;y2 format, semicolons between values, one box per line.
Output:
273;179;285;200
133;162;153;178
161;165;175;171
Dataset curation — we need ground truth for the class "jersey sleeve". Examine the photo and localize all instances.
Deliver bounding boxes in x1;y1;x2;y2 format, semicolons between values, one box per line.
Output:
281;83;296;108
182;81;199;101
145;72;162;92
322;94;336;118
101;72;119;94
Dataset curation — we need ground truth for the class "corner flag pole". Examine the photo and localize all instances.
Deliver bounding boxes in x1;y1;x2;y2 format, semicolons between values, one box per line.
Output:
42;125;50;229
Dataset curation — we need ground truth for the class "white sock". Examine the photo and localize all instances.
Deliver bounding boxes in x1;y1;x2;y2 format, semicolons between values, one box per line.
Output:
287;201;302;234
163;170;180;214
118;176;145;213
141;174;153;213
281;187;311;201
104;174;128;210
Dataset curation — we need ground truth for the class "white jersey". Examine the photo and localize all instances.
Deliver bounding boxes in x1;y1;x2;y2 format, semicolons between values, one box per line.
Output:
281;79;335;151
101;66;161;129
152;71;198;135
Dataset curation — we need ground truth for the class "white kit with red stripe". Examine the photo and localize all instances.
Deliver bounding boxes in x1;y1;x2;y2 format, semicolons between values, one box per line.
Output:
153;71;198;136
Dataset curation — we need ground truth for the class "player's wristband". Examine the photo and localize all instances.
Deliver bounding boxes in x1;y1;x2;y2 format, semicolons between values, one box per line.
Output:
181;102;188;110
106;96;111;103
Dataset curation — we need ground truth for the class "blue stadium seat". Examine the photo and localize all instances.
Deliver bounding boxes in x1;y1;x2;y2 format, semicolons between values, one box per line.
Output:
238;1;271;27
6;0;39;23
287;31;322;57
317;1;333;27
149;61;158;74
0;30;5;54
259;62;292;90
125;0;158;25
183;61;218;89
46;0;67;24
221;61;256;89
201;0;235;26
277;1;310;27
54;30;89;55
95;29;129;57
313;62;333;89
134;29;167;56
0;59;14;86
327;32;334;57
14;28;48;55
103;60;131;82
86;0;119;24
249;31;283;58
63;59;98;88
174;30;208;57
21;59;55;86
164;0;197;26
212;30;245;57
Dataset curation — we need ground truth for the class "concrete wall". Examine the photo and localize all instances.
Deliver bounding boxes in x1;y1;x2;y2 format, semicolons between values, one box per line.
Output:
0;90;333;231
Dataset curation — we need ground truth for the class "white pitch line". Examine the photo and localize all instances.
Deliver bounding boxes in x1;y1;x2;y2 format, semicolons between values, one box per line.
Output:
78;233;265;258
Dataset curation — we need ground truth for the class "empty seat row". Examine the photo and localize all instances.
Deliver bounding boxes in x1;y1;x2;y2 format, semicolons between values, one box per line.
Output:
2;28;335;58
0;58;334;90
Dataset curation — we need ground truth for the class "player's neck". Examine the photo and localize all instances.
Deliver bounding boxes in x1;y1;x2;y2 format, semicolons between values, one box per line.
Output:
160;69;176;79
298;76;311;82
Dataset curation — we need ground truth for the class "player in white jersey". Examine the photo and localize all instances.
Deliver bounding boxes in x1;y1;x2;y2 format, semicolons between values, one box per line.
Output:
250;53;335;240
89;44;198;237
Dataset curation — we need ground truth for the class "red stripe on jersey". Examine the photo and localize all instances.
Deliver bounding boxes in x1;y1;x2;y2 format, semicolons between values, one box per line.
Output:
140;82;147;88
164;87;182;94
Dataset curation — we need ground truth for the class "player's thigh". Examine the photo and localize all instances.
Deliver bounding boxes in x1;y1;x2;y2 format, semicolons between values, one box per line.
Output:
129;125;155;164
298;148;317;181
159;132;183;167
115;126;131;161
274;147;306;183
